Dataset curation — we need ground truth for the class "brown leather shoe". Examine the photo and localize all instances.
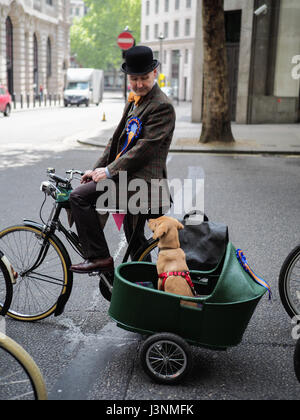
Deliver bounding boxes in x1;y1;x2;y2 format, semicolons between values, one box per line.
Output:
70;257;114;274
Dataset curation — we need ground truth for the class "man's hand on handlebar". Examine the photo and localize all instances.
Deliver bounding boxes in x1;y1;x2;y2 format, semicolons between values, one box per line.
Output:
81;170;94;184
81;168;107;184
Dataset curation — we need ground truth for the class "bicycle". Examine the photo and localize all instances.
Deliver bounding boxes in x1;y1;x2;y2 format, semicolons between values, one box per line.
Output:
0;168;159;322
0;255;47;400
0;249;13;316
278;244;300;318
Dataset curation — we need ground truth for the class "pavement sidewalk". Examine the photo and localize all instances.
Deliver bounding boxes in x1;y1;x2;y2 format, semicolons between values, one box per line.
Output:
76;93;299;155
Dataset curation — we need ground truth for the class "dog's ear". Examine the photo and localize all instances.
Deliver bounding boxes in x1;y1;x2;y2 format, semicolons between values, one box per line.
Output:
176;220;184;230
152;222;169;240
148;219;157;232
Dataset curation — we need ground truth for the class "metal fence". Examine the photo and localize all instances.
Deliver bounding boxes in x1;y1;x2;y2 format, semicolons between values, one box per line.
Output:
11;93;62;110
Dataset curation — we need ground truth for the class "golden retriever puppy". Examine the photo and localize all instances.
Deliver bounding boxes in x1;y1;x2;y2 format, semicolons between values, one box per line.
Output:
148;216;197;307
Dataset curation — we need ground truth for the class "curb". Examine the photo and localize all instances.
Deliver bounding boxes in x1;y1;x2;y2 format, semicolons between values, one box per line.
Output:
77;138;300;156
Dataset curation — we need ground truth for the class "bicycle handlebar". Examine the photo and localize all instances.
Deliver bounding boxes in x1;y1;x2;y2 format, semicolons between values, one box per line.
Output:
46;169;84;185
41;169;84;198
49;174;70;185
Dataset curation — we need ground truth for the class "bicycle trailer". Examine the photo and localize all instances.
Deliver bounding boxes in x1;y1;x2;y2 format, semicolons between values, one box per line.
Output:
108;242;270;383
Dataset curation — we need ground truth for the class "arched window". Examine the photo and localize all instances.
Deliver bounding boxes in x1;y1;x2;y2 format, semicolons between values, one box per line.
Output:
6;16;13;94
47;37;52;78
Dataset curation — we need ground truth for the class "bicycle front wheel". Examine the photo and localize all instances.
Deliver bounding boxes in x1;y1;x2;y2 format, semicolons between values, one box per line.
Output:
279;245;300;318
0;332;47;400
0;252;13;316
0;225;71;322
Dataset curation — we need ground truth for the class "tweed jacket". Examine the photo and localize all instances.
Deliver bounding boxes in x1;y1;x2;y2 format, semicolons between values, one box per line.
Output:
93;83;176;212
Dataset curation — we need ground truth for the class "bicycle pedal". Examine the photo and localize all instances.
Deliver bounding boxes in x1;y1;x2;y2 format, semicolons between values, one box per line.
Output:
88;271;100;277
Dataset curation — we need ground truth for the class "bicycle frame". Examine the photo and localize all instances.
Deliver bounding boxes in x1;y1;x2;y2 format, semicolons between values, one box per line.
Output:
24;198;148;270
21;202;83;277
2;168;158;319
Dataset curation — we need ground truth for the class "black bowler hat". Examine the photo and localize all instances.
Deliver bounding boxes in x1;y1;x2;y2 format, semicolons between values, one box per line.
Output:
121;46;160;75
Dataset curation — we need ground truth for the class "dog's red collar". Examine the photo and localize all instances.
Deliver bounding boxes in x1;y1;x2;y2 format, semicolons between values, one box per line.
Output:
158;271;196;295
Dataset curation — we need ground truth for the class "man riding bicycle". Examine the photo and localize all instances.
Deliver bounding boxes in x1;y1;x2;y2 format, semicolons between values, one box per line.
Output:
69;46;176;274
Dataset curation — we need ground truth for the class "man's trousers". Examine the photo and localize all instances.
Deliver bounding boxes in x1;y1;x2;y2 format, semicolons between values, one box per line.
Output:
69;180;152;260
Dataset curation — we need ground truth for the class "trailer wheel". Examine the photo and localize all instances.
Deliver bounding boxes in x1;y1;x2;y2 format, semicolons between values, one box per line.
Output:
140;333;192;384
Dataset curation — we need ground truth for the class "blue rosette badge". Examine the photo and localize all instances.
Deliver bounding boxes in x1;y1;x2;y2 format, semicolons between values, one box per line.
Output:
236;248;272;299
116;117;142;160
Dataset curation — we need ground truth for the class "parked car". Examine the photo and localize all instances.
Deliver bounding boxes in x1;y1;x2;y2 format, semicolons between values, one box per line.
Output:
0;86;12;117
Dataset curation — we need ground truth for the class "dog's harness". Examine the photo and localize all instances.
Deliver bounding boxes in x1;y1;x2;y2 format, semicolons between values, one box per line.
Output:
158;271;196;296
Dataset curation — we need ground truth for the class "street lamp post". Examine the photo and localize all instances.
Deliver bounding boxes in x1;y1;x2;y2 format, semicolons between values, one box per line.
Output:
177;51;181;105
158;33;165;73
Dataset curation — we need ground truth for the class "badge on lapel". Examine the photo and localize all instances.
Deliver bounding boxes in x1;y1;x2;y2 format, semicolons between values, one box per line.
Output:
116;117;142;160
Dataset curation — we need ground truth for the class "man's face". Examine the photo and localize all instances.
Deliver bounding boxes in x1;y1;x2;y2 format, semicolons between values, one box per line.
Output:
128;69;157;96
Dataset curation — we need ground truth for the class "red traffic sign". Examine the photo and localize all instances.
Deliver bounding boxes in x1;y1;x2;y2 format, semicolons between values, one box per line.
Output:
117;31;135;50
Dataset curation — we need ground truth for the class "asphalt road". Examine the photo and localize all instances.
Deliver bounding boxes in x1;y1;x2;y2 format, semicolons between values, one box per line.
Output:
0;105;299;401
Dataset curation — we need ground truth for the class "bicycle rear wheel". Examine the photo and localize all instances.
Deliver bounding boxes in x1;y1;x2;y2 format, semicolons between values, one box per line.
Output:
0;252;13;316
99;239;159;302
0;332;47;400
0;225;72;322
136;239;159;263
279;245;300;318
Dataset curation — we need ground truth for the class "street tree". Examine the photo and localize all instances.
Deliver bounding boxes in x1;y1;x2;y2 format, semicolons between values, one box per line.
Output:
200;0;235;143
70;0;141;70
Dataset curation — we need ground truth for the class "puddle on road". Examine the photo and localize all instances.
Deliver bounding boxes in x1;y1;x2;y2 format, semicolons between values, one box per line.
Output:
0;150;53;170
0;135;88;170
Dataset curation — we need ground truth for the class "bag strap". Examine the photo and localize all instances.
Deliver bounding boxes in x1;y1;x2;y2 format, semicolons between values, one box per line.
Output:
183;210;209;222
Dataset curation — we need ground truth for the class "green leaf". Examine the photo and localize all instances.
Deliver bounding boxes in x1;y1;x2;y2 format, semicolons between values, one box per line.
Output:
70;0;141;70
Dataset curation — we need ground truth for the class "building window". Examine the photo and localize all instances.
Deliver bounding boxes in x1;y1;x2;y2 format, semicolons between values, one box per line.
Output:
164;22;169;38
154;23;159;39
165;0;169;12
146;0;150;15
184;49;189;64
47;37;52;78
46;0;53;5
186;0;191;7
185;18;190;36
155;0;159;14
175;0;180;10
145;25;149;40
174;20;179;37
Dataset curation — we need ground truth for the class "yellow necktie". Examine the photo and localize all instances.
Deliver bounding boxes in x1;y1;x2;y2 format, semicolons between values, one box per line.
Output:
128;91;141;106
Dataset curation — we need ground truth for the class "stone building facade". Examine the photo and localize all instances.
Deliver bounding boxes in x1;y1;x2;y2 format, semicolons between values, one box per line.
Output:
141;0;300;123
192;0;300;123
141;0;197;102
0;0;70;99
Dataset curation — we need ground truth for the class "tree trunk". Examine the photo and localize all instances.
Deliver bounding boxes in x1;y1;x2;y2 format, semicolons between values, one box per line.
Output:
200;0;235;143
